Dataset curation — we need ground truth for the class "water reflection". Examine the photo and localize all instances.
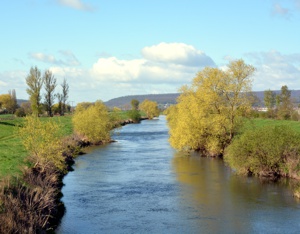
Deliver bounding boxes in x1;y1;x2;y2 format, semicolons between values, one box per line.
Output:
172;152;300;233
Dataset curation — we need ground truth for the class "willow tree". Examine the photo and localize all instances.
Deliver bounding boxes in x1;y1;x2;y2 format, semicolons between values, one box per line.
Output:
167;59;255;156
26;66;43;116
72;101;112;143
140;99;160;119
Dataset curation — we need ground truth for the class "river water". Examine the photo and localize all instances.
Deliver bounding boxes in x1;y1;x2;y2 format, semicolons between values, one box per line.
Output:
57;116;300;234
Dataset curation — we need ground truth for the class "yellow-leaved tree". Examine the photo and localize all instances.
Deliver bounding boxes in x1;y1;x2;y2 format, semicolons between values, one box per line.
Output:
167;59;255;156
140;99;160;119
72;100;112;143
19;116;65;171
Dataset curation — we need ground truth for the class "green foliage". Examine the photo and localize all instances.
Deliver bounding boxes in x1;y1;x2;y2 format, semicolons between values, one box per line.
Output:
128;109;141;123
277;85;294;120
224;125;300;178
131;99;139;110
167;59;255;156
72;101;111;143
15;108;26;117
139;99;160;119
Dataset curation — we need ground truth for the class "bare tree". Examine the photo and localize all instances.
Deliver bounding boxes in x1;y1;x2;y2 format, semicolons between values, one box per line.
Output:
61;78;69;115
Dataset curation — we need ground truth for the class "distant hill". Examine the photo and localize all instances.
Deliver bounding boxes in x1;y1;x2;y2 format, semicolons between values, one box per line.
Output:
17;99;28;105
105;93;180;108
105;90;300;109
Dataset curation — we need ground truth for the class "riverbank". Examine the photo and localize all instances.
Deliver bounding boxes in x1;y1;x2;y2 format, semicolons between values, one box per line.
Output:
0;112;146;233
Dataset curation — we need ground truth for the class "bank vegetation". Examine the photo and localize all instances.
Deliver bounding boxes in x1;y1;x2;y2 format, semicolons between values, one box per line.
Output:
166;59;300;195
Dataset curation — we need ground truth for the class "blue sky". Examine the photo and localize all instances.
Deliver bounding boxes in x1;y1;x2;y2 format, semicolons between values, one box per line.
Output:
0;0;300;104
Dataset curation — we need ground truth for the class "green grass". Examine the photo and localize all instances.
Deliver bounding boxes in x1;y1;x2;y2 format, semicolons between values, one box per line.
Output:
0;118;27;177
0;111;130;178
241;118;300;134
0;115;73;178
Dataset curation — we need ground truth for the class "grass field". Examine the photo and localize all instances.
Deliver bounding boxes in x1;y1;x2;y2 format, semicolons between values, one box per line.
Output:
0;115;73;178
241;118;300;134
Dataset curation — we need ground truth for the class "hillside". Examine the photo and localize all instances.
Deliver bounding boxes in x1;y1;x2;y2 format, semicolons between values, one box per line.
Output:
105;93;180;108
105;90;300;108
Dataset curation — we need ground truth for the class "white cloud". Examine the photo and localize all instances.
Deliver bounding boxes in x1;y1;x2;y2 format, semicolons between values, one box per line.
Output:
55;0;94;11
142;42;215;67
0;70;28;99
91;57;145;82
91;43;215;85
29;51;80;66
246;50;300;90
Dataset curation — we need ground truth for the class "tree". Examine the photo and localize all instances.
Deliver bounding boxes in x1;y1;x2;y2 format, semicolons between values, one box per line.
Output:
131;99;139;110
8;89;17;113
167;59;255;156
0;94;12;112
61;78;69;115
277;85;293;120
43;70;57;117
139;99;160;119
264;89;276;117
26;66;43;116
72;101;112;143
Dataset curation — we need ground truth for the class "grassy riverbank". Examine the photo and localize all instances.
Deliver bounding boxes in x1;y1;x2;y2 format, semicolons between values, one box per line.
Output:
0;115;73;178
0;111;136;178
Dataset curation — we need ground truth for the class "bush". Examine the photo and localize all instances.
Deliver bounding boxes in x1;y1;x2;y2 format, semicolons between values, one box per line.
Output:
127;110;141;123
18;116;65;171
72;101;111;144
224;125;300;178
15;107;26;117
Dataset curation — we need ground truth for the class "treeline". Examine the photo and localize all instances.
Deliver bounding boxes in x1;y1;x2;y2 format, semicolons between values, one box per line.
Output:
166;59;300;184
0;66;70;117
259;85;299;120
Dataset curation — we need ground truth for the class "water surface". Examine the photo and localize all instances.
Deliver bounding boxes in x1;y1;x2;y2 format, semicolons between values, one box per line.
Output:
57;116;300;233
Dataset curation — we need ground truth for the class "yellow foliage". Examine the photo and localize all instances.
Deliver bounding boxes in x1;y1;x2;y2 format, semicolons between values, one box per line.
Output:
167;59;254;156
18;116;65;171
0;94;13;110
72;101;111;143
140;99;160;119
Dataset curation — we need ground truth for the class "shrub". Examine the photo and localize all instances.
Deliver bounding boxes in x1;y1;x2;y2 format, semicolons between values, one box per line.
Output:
72;101;112;143
15;107;26;117
18;116;65;171
127;110;141;123
224;125;300;178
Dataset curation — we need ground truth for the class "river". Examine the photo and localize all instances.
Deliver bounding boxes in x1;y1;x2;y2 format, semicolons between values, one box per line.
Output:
57;116;300;234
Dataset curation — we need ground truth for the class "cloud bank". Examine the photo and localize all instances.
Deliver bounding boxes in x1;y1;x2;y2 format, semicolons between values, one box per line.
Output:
91;42;215;85
246;50;300;90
